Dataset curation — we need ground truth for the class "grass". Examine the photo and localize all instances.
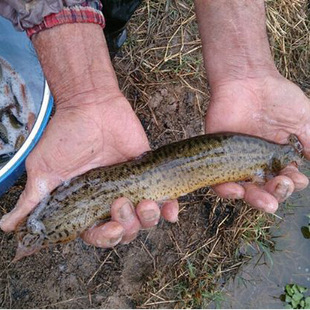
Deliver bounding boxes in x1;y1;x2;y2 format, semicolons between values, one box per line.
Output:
114;0;208;120
130;193;276;308
266;0;309;88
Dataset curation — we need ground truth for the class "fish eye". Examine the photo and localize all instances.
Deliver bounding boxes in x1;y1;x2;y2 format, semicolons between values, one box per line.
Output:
23;233;40;248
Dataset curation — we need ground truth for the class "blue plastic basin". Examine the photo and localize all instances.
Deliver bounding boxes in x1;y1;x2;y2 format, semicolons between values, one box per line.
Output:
0;17;53;197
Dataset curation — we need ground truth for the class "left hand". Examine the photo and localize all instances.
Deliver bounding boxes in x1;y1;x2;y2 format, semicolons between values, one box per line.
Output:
0;91;179;247
205;74;310;213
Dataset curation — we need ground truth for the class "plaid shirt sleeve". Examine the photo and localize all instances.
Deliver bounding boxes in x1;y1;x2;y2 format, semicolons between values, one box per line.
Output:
0;0;103;32
26;5;105;38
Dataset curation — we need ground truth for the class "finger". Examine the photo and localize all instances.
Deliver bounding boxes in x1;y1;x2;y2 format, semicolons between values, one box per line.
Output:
110;197;141;244
81;221;125;248
161;199;179;223
135;200;161;229
279;164;309;191
212;182;245;200
263;176;294;203
0;189;36;232
243;183;279;213
0;175;58;232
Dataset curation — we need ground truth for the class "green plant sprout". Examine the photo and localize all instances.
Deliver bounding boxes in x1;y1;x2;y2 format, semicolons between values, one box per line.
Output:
280;284;310;309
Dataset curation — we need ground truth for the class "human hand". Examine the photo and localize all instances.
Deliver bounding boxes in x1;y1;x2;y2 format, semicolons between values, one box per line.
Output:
194;0;309;213
0;22;179;248
0;91;179;246
205;75;310;213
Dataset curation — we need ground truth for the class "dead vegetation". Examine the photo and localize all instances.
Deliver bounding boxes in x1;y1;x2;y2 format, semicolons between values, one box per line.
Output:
114;0;208;147
266;0;309;89
0;0;309;308
133;193;275;308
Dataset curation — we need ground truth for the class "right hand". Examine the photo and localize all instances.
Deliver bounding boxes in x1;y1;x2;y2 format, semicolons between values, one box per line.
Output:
205;75;310;212
0;91;179;247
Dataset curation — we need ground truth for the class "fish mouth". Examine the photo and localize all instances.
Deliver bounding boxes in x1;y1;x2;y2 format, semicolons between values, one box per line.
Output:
13;221;46;262
13;237;42;262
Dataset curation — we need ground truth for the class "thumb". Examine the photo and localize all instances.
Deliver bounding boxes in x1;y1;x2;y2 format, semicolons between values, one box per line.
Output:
0;173;59;232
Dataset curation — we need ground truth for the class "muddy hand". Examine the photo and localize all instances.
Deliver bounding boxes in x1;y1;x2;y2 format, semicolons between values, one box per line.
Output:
205;76;310;213
82;198;179;247
0;94;179;247
0;23;179;248
195;0;309;213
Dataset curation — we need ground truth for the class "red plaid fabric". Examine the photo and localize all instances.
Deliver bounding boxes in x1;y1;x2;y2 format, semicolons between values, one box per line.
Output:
26;6;105;38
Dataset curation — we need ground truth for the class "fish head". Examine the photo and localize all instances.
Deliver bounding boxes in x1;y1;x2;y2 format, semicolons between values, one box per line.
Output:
273;144;302;172
282;134;304;167
13;221;46;262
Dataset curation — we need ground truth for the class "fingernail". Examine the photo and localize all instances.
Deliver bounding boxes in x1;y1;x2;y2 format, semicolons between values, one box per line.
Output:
108;235;123;246
140;209;160;222
119;202;134;221
96;225;124;247
274;181;291;201
266;202;277;213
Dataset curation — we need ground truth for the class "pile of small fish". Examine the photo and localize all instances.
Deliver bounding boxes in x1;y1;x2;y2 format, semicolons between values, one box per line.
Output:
0;57;35;168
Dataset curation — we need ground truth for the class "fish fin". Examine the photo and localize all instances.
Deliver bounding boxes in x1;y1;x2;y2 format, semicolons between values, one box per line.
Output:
251;174;267;185
238;170;270;186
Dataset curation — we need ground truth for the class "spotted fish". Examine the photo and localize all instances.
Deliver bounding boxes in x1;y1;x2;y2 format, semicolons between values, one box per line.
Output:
14;133;302;261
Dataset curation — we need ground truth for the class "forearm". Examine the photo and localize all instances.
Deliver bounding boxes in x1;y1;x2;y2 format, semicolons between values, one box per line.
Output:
194;0;279;88
32;23;119;107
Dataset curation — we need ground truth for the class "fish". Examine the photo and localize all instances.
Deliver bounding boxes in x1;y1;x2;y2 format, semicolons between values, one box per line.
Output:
0;153;12;166
0;123;9;144
6;109;23;129
0;56;36;169
13;93;21;116
14;134;25;150
14;133;302;261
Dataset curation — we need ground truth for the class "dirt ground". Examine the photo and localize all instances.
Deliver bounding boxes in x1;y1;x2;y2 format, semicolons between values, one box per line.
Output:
0;0;309;308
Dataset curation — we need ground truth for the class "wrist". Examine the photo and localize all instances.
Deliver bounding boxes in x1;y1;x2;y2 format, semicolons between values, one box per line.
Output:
32;23;119;107
49;70;121;109
203;47;279;90
210;69;282;97
195;0;279;88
